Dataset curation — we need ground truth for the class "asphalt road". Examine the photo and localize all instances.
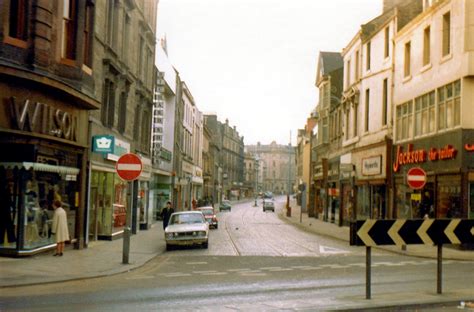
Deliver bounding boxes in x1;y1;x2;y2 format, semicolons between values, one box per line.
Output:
1;198;473;311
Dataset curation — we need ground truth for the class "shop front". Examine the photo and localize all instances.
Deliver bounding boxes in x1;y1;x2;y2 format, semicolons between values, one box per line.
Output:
339;161;355;226
327;159;340;224
138;157;152;230
393;130;473;220
312;159;327;220
89;138;130;241
0;88;90;256
353;143;389;220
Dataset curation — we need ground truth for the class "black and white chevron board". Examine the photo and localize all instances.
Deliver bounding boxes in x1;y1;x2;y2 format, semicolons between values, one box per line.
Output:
350;219;474;246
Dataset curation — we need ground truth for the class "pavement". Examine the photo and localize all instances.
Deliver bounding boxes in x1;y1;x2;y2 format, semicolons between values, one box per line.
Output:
1;197;473;309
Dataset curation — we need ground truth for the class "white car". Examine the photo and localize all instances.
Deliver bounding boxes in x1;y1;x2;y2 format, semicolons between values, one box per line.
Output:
165;211;209;250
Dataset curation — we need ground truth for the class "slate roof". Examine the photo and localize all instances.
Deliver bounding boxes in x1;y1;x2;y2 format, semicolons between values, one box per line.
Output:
319;51;343;76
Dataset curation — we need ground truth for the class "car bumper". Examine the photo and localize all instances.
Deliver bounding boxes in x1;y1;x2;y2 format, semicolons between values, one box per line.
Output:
166;237;208;246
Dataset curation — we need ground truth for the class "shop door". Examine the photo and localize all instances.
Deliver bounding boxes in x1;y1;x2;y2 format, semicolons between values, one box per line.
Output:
88;187;98;241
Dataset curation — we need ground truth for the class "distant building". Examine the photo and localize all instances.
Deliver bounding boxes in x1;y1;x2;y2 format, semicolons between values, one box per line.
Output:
246;142;296;196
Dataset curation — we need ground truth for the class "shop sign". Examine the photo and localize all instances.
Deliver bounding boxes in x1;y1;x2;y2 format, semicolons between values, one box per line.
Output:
182;161;194;174
362;155;382;176
92;135;114;153
9;97;78;142
159;147;172;161
465;143;474;152
411;193;421;201
407;167;427;190
105;138;130;161
393;144;457;172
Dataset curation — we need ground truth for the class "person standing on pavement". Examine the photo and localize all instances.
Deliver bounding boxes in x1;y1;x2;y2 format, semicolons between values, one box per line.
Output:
51;200;69;256
160;201;174;230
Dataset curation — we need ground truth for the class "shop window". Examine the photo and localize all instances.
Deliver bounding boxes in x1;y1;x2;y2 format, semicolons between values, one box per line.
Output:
356;185;370;220
437;175;461;218
61;0;78;61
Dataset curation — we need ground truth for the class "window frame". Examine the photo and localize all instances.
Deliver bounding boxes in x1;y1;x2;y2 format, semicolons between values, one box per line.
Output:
4;0;29;48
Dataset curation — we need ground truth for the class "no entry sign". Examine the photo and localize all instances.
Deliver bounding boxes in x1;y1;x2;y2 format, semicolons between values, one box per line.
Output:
116;153;142;181
407;167;426;189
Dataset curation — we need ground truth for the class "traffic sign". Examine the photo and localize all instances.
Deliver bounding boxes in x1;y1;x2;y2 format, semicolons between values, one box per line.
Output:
407;167;426;189
350;219;474;246
116;153;142;181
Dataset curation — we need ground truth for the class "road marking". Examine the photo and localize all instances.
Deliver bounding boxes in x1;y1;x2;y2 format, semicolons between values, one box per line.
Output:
239;272;267;276
202;272;228;276
290;266;314;269
161;272;192;277
260;267;283;270
125;275;155;280
319;245;348;255
193;270;218;274
227;268;252;272
267;268;293;272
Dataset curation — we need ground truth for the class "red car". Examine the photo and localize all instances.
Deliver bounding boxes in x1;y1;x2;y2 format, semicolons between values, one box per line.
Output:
196;207;218;229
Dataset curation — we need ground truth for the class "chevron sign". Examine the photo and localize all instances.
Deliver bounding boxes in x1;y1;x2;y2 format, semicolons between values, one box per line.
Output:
350;219;474;246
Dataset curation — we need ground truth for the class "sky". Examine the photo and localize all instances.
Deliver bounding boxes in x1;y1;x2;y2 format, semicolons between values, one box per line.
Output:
155;0;382;145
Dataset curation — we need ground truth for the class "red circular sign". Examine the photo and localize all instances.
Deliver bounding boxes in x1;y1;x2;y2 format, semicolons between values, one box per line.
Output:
407;167;426;189
116;153;142;181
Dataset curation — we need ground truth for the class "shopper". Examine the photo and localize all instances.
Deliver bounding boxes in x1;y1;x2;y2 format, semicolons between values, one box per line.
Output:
160;201;174;230
51;200;69;256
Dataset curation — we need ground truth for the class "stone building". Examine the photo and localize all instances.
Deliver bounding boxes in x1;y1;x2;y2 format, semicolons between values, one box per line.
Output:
221;119;245;200
88;0;158;239
246;142;296;196
0;0;100;255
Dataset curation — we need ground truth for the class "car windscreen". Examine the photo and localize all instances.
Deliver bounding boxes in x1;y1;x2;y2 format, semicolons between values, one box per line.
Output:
199;209;214;215
169;213;204;225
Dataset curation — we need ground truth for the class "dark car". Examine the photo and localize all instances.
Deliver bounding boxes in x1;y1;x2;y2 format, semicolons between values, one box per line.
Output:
219;200;232;212
197;207;218;229
263;200;275;212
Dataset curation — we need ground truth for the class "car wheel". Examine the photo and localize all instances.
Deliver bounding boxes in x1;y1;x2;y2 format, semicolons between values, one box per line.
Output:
203;241;208;249
215;224;218;229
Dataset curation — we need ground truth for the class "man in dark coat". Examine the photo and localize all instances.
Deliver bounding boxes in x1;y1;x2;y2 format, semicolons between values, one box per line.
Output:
160;201;174;230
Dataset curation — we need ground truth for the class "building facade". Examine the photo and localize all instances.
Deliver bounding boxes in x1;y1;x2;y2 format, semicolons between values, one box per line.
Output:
88;0;158;239
0;0;100;255
392;0;474;220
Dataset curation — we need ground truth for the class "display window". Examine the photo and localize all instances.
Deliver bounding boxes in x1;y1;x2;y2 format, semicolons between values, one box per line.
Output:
0;165;78;251
356;185;371;220
469;182;474;219
437;175;461;218
341;184;352;225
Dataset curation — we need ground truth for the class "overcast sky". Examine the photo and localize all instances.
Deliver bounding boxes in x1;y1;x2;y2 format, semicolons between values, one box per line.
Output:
156;0;382;145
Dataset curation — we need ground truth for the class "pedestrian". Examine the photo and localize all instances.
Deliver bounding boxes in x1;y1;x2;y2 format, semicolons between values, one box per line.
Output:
160;201;174;230
51;200;69;256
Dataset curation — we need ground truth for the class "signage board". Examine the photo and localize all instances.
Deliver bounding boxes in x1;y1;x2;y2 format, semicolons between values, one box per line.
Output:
92;135;115;153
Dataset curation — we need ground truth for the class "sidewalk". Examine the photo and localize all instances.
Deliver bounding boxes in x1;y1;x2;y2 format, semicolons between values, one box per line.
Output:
278;198;474;261
0;223;166;288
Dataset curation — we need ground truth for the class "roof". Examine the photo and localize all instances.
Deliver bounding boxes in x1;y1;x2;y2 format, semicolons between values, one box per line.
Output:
319;52;343;76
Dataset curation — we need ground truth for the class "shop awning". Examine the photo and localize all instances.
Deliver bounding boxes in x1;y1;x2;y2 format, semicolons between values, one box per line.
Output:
0;162;80;175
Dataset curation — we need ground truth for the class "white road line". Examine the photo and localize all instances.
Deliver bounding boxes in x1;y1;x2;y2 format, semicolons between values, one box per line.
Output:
162;273;192;277
290;266;314;269
260;267;283;270
268;268;293;272
202;272;228;276
193;270;218;274
300;267;323;271
227;268;252;272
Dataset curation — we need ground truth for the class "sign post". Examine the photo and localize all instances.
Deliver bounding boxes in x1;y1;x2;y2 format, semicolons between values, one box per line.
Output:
116;153;142;264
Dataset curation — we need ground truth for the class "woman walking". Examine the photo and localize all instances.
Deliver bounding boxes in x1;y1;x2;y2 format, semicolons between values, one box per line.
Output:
52;200;69;256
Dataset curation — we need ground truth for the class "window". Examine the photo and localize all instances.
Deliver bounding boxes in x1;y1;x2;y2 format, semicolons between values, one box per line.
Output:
414;91;435;137
365;89;370;132
353;103;358;137
404;41;411;77
345;109;350;140
384;26;390;58
346;60;351;88
107;0;119;48
382;79;388;126
442;12;451;57
322;117;328;143
118;91;128;133
396;101;413;140
355;50;360;81
122;14;131;60
83;1;94;68
101;79;115;127
366;41;371;71
438;80;460;130
423;26;431;66
61;0;78;60
7;0;28;43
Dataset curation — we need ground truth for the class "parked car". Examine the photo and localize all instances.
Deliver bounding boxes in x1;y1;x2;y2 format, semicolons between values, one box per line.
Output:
164;211;209;250
263;200;275;212
197;207;218;229
219;200;232;212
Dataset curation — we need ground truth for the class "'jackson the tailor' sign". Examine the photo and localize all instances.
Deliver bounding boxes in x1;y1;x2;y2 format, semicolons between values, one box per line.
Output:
9;97;78;142
393;144;457;172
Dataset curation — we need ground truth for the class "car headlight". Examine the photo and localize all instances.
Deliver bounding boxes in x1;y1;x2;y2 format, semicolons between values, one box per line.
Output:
166;233;174;239
199;231;206;237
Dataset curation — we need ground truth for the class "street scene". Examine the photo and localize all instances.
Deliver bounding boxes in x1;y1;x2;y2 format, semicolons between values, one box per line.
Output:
1;0;474;310
2;198;473;311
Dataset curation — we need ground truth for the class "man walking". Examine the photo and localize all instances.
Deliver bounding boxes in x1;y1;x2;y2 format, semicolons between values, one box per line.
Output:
160;201;174;230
